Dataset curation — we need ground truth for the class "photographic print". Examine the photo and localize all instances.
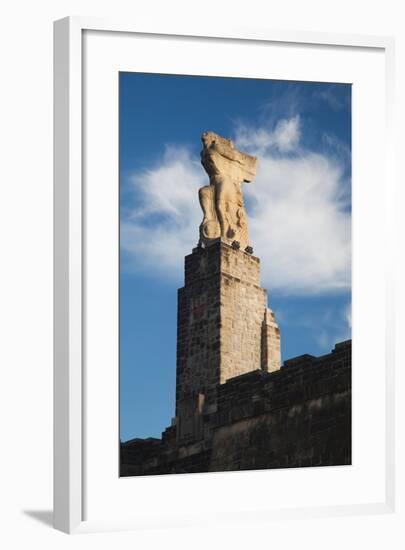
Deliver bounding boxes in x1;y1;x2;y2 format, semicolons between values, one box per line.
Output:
119;73;351;476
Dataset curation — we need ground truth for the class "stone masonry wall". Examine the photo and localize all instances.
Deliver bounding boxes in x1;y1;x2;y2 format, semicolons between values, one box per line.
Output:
219;243;268;383
120;340;351;476
176;244;222;441
175;241;280;442
261;308;281;373
211;341;351;471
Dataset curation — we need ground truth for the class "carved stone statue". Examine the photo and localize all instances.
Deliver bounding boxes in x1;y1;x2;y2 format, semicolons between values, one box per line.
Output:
198;131;257;251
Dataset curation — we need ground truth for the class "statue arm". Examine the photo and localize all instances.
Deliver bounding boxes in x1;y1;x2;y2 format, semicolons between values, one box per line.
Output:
212;142;257;182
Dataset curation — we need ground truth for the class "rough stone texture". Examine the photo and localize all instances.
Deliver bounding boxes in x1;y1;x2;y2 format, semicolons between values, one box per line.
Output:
175;241;280;442
261;308;281;373
211;341;351;471
120;340;352;476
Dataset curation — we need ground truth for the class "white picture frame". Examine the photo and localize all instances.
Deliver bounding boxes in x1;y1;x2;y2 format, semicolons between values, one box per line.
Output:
53;16;396;534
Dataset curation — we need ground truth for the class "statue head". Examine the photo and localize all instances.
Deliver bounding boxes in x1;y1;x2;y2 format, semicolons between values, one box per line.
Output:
200;131;257;183
201;131;234;151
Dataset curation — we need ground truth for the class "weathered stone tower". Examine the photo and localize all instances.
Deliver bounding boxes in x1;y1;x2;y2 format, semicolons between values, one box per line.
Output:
174;132;281;442
175;242;280;442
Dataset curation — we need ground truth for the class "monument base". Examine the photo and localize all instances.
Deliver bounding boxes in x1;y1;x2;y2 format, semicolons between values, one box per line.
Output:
175;241;280;442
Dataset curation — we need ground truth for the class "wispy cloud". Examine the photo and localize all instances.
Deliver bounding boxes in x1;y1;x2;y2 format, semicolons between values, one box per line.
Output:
345;302;352;329
238;121;351;293
316;302;352;351
235;115;301;155
316;85;348;111
121;117;351;296
121;146;204;275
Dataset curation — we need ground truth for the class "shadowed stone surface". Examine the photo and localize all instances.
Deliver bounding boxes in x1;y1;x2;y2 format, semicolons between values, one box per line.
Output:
120;340;351;476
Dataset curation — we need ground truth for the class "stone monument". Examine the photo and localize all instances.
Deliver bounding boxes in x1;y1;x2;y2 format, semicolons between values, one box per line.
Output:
198;131;257;251
120;132;352;475
175;132;281;442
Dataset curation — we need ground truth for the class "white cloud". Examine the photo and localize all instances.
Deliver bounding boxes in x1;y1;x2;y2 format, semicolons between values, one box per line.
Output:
121;118;351;295
235;115;301;154
121;146;204;276
244;151;350;294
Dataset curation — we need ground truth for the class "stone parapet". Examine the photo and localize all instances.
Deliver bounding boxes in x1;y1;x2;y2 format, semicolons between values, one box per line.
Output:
120;340;352;476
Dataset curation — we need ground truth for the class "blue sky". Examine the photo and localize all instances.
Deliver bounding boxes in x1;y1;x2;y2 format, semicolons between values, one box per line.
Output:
119;73;351;442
